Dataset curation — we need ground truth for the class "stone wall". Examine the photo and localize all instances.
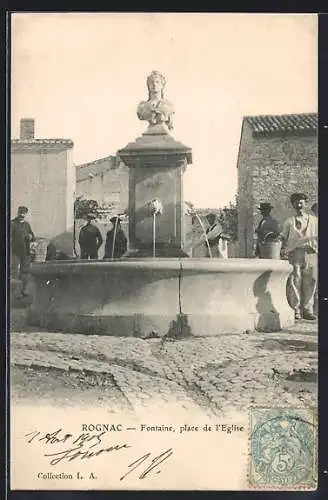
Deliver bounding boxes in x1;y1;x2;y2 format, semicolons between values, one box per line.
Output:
11;144;75;239
237;122;318;257
237;121;256;257
76;157;129;215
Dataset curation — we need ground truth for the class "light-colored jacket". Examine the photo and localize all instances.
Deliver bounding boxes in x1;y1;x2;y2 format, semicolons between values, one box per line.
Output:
281;213;318;254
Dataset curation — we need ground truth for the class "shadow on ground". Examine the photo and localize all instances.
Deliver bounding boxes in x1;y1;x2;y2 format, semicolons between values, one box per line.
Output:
280;368;317;395
286;368;317;383
258;338;317;352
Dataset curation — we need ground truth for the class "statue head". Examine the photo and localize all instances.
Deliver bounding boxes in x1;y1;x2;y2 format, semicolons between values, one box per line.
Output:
147;71;166;99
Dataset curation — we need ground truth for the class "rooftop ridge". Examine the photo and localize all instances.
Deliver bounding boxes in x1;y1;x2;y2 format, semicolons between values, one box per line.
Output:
76;154;117;169
244;112;317;119
11;138;74;144
244;112;317;137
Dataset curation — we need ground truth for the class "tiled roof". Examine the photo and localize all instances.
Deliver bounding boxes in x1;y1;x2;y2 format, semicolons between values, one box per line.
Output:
11;138;74;152
245;113;317;137
11;138;74;146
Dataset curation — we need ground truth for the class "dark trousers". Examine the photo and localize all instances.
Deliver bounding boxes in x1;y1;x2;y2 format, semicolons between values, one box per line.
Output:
80;248;98;260
11;253;31;294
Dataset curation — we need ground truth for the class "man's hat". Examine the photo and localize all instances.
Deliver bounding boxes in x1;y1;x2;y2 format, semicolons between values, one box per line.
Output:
290;192;308;204
110;215;121;224
18;206;28;214
258;202;273;211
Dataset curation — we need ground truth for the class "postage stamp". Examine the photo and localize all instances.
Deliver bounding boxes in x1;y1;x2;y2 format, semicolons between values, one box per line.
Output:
249;408;317;490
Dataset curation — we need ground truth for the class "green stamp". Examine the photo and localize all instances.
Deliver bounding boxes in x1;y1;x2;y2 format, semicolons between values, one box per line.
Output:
249;408;317;489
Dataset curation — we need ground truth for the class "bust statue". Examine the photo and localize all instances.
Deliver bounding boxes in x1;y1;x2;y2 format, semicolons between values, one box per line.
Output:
137;71;174;130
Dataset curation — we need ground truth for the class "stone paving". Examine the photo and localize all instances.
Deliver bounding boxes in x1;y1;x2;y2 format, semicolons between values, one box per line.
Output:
11;321;317;416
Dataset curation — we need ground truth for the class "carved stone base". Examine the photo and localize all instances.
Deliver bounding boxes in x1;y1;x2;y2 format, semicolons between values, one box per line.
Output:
28;259;294;336
123;245;189;258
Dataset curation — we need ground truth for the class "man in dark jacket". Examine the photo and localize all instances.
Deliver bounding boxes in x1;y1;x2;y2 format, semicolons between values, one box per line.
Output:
255;202;280;258
78;213;103;259
104;216;127;259
11;206;35;296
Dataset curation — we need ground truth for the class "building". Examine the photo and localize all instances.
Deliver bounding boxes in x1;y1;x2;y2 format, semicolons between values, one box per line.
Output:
75;155;129;216
237;112;318;257
11;118;75;239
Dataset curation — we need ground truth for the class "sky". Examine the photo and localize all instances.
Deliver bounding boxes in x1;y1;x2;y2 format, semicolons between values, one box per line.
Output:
11;13;317;208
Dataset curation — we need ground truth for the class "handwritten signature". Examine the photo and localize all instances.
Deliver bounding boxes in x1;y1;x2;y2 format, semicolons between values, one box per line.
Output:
120;449;173;481
24;429;173;480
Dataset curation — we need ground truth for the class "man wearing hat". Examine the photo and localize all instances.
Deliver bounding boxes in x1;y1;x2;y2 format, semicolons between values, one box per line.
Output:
78;213;103;260
281;193;318;321
255;202;280;258
11;206;35;296
104;216;127;259
202;213;230;259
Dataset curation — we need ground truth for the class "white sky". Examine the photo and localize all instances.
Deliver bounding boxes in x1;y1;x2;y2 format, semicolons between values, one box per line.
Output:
11;13;317;208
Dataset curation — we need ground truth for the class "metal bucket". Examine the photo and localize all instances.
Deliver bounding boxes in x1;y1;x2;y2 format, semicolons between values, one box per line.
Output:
259;241;282;259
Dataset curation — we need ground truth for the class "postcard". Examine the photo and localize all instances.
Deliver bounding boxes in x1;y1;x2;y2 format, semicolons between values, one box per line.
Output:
10;12;318;491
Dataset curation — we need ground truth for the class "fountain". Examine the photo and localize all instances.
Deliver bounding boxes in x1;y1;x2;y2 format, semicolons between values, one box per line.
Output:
27;71;294;336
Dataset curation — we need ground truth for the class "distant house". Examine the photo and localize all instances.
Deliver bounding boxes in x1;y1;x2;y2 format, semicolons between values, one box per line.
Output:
75;155;129;215
236;112;318;257
11;119;74;239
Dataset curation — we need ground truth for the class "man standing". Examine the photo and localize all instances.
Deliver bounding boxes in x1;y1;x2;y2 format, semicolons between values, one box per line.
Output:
104;216;127;259
255;202;280;258
11;206;35;296
78;213;103;259
281;193;318;321
203;213;230;259
310;202;318;316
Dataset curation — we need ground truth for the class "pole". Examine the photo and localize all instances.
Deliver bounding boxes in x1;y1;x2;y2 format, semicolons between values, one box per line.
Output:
193;212;213;258
73;203;78;258
153;213;156;258
111;217;119;261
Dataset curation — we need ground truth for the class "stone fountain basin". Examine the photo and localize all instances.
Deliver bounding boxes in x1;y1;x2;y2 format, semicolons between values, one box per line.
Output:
27;258;294;336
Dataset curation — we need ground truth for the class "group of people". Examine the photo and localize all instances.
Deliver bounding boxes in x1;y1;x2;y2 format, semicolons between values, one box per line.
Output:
255;193;318;321
78;213;127;260
10;207;128;297
11;193;318;322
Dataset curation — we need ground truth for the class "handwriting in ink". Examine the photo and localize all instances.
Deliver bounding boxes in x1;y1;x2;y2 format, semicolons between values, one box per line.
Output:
24;428;174;480
43;443;131;466
120;448;173;481
25;429;106;449
25;429;73;445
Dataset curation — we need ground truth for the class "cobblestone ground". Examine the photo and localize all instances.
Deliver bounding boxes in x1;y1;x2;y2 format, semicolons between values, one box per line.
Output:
11;321;317;416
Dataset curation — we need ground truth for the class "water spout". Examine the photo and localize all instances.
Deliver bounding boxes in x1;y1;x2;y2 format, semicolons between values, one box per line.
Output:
148;198;163;259
153;213;156;258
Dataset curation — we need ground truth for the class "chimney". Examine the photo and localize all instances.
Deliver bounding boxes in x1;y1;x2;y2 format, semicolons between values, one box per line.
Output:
20;118;35;139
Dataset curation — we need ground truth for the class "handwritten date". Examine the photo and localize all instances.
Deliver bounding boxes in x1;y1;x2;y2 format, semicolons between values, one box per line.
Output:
24;429;173;480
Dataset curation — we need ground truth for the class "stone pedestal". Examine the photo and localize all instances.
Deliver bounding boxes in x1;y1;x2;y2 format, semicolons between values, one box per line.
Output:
118;124;192;257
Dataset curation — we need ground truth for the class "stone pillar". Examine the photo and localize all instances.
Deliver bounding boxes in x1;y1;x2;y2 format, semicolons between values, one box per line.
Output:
118;124;192;257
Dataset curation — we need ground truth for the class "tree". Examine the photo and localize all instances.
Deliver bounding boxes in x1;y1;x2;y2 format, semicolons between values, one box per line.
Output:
74;198;100;219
